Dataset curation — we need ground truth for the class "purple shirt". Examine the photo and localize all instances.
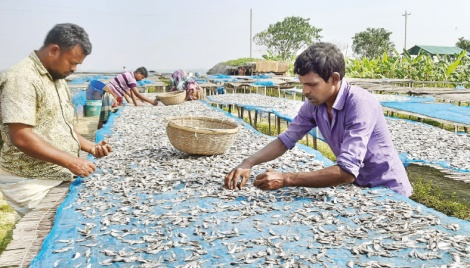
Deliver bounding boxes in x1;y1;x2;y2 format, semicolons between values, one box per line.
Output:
278;81;412;196
106;72;137;98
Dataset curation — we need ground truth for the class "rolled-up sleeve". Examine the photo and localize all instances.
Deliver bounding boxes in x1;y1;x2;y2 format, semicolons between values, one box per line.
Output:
278;102;317;149
336;96;377;178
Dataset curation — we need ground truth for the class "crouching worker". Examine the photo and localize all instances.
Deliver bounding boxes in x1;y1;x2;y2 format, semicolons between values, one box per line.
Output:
98;67;158;129
225;42;412;197
0;23;112;217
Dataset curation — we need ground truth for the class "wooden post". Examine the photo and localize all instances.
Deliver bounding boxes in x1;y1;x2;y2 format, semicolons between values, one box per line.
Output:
268;112;272;135
254;110;258;128
248;110;253;126
277;116;281;135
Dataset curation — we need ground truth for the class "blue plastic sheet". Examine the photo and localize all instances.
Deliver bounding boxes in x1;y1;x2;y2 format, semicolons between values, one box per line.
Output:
69;75;113;84
216;86;225;94
252;81;276;86
71;91;87;107
207;74;239;83
95;109;122;143
30;101;470;267
382;96;470;125
251;74;271;79
136;79;153;86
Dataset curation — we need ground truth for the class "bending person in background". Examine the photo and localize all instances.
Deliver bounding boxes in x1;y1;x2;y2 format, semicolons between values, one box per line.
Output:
0;23;112;217
98;66;158;129
225;42;413;197
169;69;205;101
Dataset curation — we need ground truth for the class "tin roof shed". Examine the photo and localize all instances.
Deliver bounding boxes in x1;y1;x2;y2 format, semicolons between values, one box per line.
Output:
407;45;464;56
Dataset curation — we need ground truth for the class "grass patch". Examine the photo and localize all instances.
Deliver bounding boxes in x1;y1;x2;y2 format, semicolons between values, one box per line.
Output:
0;194;16;254
407;164;470;220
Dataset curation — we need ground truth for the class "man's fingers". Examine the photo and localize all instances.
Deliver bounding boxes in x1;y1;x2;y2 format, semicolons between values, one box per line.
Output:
253;172;267;187
98;145;109;156
92;143;112;157
225;171;236;189
239;175;249;189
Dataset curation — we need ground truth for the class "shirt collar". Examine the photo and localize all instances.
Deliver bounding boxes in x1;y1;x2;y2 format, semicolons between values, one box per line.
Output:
29;51;53;80
331;80;349;111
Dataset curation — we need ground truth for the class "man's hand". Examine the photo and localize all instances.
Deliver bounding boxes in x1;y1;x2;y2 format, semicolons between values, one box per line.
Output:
225;162;252;190
90;140;112;158
67;157;96;178
253;169;286;190
153;98;159;106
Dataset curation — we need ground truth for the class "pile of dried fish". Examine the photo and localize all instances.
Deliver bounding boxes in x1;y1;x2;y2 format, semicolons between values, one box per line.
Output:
208;94;470;173
33;101;470;268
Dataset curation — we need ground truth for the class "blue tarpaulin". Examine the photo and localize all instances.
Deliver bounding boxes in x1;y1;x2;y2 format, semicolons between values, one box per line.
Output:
382;96;470;125
30;101;470;267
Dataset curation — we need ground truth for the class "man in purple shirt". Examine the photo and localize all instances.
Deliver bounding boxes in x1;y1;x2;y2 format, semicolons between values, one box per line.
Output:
225;42;412;196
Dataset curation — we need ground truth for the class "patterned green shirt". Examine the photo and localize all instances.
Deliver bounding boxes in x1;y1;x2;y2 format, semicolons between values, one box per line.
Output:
0;51;80;181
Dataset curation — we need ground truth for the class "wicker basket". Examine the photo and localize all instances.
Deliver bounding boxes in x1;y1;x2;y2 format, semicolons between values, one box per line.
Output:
166;116;239;155
158;91;186;106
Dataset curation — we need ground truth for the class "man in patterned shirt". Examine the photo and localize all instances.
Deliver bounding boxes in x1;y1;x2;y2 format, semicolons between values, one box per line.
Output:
0;23;112;217
98;67;158;129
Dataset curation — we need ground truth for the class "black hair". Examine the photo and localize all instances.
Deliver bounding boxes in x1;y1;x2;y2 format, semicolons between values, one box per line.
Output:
294;42;345;82
135;67;148;78
43;23;92;55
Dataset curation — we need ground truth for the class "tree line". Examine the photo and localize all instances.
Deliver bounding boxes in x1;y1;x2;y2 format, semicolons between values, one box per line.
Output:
232;16;470;83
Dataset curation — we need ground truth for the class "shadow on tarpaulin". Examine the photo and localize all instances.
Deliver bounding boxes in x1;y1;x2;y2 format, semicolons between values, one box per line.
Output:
30;102;470;267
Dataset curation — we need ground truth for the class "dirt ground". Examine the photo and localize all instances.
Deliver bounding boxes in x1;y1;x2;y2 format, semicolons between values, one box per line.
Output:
73;115;99;142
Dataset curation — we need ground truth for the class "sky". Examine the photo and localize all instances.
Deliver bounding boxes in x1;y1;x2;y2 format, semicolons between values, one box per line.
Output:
0;0;469;73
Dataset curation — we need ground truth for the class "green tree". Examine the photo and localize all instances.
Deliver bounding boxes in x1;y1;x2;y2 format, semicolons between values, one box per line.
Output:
352;28;395;59
253;16;322;61
456;37;470;52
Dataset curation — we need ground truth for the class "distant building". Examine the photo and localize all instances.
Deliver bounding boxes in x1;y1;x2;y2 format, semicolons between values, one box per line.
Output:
407;45;464;57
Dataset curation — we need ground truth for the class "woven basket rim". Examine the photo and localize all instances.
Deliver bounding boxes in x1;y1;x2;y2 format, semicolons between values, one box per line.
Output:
167;116;239;135
158;91;186;98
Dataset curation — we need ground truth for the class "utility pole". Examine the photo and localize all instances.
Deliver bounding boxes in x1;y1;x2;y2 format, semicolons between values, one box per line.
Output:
250;8;252;58
402;10;411;50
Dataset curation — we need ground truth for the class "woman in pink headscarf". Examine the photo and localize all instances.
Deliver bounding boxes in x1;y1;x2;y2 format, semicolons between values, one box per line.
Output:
169;69;204;100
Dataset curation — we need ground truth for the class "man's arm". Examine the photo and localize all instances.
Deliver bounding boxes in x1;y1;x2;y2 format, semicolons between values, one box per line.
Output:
130;87;157;105
253;165;355;190
123;93;132;104
225;138;288;190
8;123;96;177
128;89;139;106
